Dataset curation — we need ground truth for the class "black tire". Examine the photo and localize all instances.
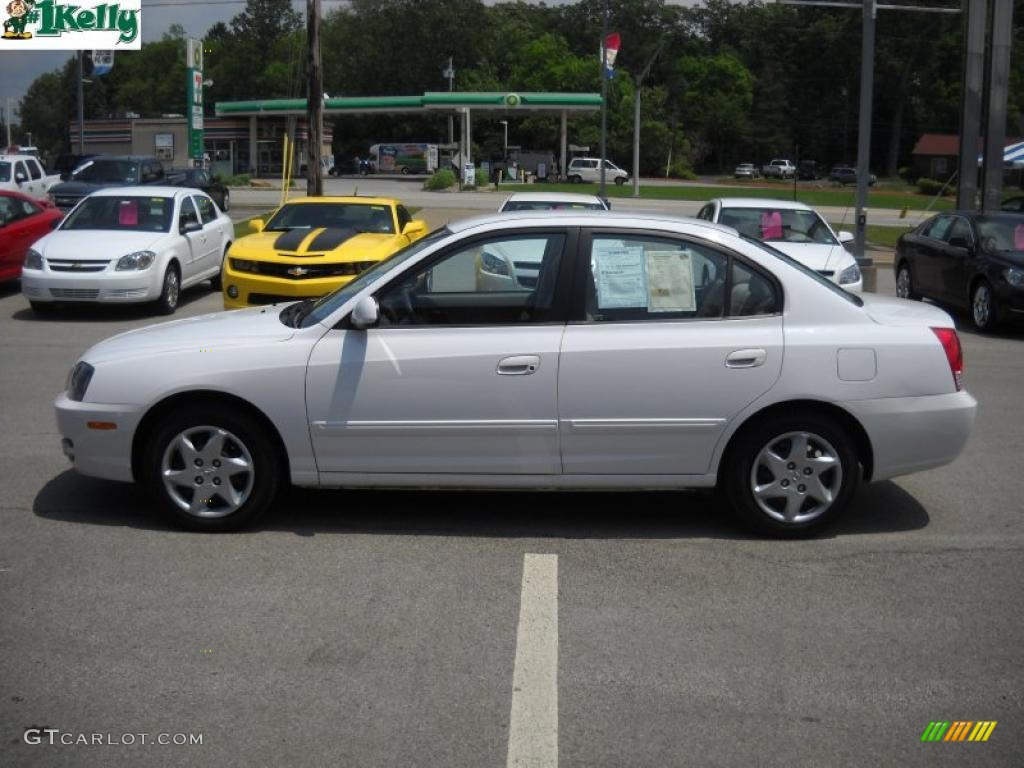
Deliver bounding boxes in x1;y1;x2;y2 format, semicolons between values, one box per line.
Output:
722;412;860;537
142;404;281;532
400;166;410;175
614;176;626;186
569;175;582;184
29;300;56;315
895;262;920;300
970;279;1000;332
156;264;180;315
210;248;227;292
220;190;230;212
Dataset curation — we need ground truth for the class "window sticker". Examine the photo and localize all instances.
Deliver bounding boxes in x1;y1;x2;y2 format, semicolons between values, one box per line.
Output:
646;250;696;312
593;241;647;308
118;200;138;226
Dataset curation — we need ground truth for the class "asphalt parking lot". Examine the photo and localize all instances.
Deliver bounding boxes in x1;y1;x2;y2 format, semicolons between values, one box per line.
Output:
1;252;1022;766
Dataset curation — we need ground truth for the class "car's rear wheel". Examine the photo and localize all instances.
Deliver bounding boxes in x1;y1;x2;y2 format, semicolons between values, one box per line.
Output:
971;279;999;332
156;264;180;315
723;413;859;537
895;263;920;300
220;190;230;212
143;405;280;532
569;175;582;184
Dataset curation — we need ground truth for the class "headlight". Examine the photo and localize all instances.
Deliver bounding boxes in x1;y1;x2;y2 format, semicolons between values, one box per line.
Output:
24;248;43;270
1005;267;1024;288
230;258;256;273
480;251;510;276
66;362;95;402
115;250;156;271
838;263;861;285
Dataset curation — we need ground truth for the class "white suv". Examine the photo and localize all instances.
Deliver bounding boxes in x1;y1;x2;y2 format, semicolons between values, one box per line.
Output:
567;157;629;185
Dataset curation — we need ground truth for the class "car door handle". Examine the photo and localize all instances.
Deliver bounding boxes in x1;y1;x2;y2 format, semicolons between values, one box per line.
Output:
497;355;540;375
725;348;767;368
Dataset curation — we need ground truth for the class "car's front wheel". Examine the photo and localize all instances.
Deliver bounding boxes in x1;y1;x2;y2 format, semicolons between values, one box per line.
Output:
723;413;859;537
210;247;228;292
220;190;230;212
143;405;280;532
895;262;920;300
971;279;999;332
614;176;626;186
156;264;179;315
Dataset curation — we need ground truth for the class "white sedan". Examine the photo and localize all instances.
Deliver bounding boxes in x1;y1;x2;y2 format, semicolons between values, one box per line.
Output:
22;186;233;315
54;212;975;535
696;198;864;292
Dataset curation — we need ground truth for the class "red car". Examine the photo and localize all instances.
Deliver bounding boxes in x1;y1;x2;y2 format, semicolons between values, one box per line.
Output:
0;189;63;283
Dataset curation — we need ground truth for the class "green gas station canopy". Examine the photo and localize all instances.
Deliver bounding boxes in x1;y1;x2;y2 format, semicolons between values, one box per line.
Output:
216;92;602;117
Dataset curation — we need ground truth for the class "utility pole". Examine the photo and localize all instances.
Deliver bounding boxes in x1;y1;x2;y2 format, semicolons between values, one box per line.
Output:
306;0;323;197
76;51;85;154
599;0;609;197
632;41;664;198
444;57;455;145
853;0;875;266
4;98;12;149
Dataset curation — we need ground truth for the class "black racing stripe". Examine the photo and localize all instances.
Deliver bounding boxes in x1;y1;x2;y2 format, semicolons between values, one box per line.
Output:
274;228;313;252
307;227;360;252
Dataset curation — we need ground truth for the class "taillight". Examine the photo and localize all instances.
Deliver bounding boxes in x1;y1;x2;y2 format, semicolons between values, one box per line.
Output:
931;327;963;391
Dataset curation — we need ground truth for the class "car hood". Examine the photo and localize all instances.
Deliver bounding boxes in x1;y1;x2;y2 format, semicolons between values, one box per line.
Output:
769;242;851;272
82;306;296;365
36;230;169;259
231;228;399;262
859;292;955;327
48;180;127;197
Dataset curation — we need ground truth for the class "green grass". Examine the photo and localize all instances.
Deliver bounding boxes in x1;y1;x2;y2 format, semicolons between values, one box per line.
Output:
500;181;954;211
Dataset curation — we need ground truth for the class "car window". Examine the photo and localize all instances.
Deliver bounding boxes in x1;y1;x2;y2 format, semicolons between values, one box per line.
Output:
0;162;9;182
730;260;779;317
72;160;140;183
179;197;201;230
193;195;217;225
923;215;953;241
266;202;395;234
0;195;36;224
584;235;729;322
15;161;29;181
944;217;973;245
718;207;837;245
60;195;173;232
697;204;713;221
396;205;412;231
197;170;211;186
28;159;42;180
376;233;566;326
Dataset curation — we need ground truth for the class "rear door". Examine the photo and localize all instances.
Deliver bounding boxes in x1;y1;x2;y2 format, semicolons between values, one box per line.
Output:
191;194;223;272
933;215;975;306
177;196;206;274
912;215;953;296
558;230;784;475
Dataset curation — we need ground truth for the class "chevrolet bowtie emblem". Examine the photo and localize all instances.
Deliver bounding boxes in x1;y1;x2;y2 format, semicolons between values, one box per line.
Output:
287;266;309;276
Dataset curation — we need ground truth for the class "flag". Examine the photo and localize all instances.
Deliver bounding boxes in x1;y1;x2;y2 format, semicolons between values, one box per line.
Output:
603;32;620;79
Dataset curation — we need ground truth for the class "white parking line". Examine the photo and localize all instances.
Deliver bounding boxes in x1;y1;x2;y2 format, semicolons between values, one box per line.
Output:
507;553;559;768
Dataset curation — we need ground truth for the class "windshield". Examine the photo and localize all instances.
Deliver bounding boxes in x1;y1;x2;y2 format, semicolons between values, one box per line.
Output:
720;207;837;246
502;200;605;211
743;235;862;306
60;196;173;233
976;216;1024;253
266;202;396;234
72;160;140;184
299;227;450;328
0;162;9;182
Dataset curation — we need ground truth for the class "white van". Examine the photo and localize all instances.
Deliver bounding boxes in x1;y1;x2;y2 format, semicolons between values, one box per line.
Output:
0;154;61;201
567;157;629;185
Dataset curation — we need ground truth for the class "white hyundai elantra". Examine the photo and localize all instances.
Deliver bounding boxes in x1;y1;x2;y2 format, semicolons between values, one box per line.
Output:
54;213;975;536
22;186;232;315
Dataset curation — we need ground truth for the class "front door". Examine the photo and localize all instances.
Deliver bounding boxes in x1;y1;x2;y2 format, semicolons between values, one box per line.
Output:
558;231;784;475
191;194;223;275
306;229;574;476
177;197;207;276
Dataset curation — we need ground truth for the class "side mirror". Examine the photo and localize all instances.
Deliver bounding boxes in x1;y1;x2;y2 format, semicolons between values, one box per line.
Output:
350;296;379;329
403;220;427;237
249;218;265;233
15;172;27;184
948;236;972;251
837;230;854;244
180;219;202;234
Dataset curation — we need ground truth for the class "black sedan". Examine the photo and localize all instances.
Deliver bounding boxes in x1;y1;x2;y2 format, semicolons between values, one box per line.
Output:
829;166;877;186
895;211;1024;331
1001;196;1024;213
165;168;230;211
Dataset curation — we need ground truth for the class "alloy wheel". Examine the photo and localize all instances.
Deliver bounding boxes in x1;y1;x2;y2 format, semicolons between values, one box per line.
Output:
972;283;992;329
896;267;911;299
161;425;255;518
750;431;843;524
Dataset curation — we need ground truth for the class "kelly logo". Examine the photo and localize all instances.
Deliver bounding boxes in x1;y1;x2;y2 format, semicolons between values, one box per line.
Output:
1;0;140;49
921;720;997;743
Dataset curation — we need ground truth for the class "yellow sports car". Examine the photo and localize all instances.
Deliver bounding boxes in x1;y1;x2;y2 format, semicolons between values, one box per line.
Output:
222;197;428;309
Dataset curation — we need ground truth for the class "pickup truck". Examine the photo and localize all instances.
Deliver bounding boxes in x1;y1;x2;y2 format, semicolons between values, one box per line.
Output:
0;154;62;202
47;155;166;212
762;159;796;180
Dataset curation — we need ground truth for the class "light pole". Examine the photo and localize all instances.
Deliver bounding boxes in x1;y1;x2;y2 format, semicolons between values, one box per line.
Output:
599;0;609;197
499;120;508;159
443;57;455;145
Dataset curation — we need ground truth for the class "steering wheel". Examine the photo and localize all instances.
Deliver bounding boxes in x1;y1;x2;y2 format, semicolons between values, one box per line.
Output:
379;284;417;325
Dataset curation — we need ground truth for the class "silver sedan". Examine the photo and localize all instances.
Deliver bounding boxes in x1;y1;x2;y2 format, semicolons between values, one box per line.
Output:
54;212;976;536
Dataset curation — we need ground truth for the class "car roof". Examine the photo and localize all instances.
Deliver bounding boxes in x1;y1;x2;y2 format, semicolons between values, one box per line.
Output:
503;192;606;204
446;210;738;237
279;196;399;206
0;154;41;162
90;186;195;197
710;197;814;212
